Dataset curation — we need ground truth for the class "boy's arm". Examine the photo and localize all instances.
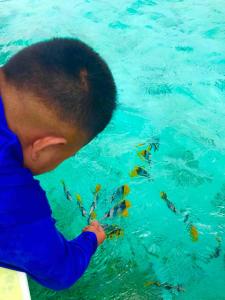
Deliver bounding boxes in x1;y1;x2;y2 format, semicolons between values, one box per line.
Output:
0;218;104;291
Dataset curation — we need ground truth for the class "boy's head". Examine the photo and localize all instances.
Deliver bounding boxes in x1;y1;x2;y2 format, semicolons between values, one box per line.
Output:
0;38;117;174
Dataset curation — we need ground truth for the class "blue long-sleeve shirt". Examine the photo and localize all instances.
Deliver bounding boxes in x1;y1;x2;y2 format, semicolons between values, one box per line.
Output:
0;95;98;290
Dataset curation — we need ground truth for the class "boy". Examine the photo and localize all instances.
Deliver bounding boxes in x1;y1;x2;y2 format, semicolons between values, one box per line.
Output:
0;38;117;290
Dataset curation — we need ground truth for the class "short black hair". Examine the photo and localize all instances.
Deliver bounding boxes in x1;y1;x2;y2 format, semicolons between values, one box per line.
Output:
3;38;117;137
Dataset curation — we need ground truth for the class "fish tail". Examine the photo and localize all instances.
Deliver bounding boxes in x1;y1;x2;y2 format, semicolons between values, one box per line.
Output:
76;194;82;202
123;184;130;196
130;166;139;177
125;200;131;208
121;209;129;217
189;225;199;242
95;184;101;193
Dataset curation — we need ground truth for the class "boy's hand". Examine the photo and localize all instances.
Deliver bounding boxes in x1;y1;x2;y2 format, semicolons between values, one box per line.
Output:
82;221;106;245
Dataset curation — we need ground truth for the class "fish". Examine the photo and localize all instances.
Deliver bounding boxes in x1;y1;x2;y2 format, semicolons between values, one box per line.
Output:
61;180;73;201
75;194;87;217
130;166;151;179
160;191;177;214
160;192;199;242
189;224;199;242
111;184;130;203
144;281;161;287
144;281;185;292
103;200;131;219
102;224;124;239
87;184;101;224
137;148;152;164
136;138;160;152
208;236;221;260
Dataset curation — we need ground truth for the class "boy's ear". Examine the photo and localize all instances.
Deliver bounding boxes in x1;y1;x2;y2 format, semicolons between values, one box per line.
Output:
31;136;67;161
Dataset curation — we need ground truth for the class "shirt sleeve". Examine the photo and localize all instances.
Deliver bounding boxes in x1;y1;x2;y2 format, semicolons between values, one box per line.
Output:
0;96;98;290
0;217;98;291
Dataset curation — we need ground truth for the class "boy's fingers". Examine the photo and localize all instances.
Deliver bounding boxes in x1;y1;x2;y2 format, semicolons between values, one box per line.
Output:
90;220;100;228
91;221;105;232
82;222;106;245
82;220;105;235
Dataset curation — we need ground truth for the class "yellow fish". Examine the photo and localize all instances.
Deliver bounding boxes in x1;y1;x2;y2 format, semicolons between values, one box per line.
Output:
136;140;159;152
130;166;150;178
111;184;130;203
61;180;73;201
144;281;185;292
160;191;177;214
137;147;152;163
88;184;101;224
102;224;124;239
75;194;87;217
160;192;199;242
103;200;131;219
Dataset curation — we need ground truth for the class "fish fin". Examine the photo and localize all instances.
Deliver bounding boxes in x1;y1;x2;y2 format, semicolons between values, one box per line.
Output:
190;225;199;242
125;200;131;208
121;209;129;217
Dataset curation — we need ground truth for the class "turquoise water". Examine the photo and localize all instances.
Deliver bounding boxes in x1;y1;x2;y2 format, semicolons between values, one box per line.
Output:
1;0;225;299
